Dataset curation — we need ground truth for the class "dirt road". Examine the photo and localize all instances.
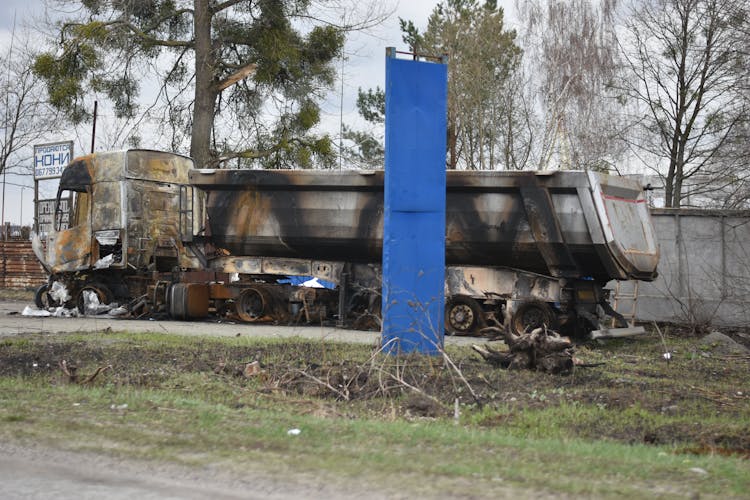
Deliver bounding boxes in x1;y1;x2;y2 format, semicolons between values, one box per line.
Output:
0;299;481;345
0;443;390;500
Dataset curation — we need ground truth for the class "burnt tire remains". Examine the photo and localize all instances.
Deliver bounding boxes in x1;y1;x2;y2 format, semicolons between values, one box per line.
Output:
510;300;557;335
76;284;114;314
34;284;60;310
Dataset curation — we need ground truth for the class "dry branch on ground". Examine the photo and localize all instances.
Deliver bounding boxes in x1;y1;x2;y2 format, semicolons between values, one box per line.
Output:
473;326;575;374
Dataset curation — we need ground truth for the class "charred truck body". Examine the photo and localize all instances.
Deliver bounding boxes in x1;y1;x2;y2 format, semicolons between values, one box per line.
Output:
33;149;659;336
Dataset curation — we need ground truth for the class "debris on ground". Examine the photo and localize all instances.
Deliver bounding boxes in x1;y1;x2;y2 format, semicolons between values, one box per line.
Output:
59;360;111;385
81;290;115;316
49;282;71;304
472;326;577;374
21;306;52;317
243;361;262;378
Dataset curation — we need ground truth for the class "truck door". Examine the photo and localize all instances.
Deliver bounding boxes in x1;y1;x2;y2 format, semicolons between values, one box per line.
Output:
44;160;94;272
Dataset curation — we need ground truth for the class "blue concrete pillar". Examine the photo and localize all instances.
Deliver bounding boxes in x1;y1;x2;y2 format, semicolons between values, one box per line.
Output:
381;48;448;355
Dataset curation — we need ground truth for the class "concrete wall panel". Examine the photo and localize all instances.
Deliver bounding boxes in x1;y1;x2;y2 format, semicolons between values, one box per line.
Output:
613;209;750;326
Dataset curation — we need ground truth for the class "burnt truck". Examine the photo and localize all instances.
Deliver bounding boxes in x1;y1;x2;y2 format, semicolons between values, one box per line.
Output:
32;149;659;336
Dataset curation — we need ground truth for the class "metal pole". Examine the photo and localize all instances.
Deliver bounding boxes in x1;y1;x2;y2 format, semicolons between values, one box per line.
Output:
91;101;98;153
34;180;38;234
338;12;345;171
381;47;448;354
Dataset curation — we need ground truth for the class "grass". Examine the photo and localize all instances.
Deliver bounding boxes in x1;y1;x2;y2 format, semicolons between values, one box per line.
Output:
0;330;748;498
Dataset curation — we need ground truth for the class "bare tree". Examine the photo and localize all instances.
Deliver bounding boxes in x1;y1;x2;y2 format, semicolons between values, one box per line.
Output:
619;0;749;207
517;0;625;172
419;0;522;170
0;35;63;178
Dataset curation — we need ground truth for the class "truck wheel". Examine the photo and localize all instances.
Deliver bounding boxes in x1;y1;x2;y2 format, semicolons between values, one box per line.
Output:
510;300;557;335
445;296;484;335
34;284;60;310
76;284;113;314
236;287;268;322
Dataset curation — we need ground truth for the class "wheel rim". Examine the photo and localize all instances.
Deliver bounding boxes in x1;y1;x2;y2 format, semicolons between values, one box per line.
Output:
447;302;476;333
236;288;266;322
511;302;553;334
77;285;110;314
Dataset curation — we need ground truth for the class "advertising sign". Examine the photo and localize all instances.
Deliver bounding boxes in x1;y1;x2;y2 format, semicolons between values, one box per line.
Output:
34;141;74;180
37;198;70;235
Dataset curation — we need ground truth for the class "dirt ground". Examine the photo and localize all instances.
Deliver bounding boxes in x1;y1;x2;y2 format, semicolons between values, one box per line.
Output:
2;320;748;454
0;442;393;500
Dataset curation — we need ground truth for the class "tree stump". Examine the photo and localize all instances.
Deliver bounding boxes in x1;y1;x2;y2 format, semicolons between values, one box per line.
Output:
473;326;575;374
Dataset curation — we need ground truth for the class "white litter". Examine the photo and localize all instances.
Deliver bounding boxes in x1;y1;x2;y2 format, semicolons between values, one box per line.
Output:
81;290;113;315
93;253;114;269
50;281;71;304
108;306;128;317
287;428;302;436
21;306;51;317
52;306;77;318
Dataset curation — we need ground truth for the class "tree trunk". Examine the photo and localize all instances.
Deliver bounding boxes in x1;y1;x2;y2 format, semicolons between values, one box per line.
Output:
191;0;217;168
447;122;457;169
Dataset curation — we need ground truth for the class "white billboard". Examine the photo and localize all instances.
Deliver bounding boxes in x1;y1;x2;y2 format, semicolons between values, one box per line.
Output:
34;141;74;180
37;198;70;235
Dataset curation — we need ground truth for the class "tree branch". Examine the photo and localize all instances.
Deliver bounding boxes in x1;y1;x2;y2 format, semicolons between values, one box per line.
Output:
214;63;257;92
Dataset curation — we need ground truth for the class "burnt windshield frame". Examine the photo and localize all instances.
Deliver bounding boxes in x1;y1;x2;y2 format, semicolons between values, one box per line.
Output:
54;160;91;231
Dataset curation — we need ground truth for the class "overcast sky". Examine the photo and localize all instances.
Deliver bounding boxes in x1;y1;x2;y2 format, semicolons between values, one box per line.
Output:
0;0;516;227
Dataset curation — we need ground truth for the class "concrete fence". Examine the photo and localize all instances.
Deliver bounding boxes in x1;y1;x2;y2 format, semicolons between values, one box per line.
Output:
613;209;750;327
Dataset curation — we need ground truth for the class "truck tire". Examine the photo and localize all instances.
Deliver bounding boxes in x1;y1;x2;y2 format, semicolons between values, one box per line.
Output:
76;284;114;314
445;296;485;335
510;300;558;335
34;284;60;310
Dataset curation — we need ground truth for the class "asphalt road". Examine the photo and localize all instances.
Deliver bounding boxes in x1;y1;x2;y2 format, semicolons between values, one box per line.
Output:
0;299;482;347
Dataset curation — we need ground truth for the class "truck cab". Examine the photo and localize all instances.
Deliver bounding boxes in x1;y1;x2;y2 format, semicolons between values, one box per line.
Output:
33;150;201;310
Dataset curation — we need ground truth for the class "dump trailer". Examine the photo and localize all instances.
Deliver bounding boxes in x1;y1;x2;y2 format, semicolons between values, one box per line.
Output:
189;168;659;335
33;150;659;336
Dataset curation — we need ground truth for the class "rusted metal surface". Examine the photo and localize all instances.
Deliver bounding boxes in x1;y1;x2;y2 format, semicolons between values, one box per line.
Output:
38;150;198;276
208;256;344;285
191;169;385;265
445;266;561;303
0;240;47;289
190;170;658;282
169;283;210;319
518;173;579;278
191;169;659;283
